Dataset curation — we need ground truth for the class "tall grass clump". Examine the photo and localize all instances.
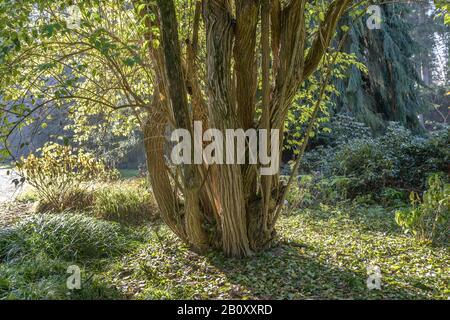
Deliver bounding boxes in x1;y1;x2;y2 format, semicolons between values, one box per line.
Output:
0;213;135;299
0;256;122;299
93;180;158;224
0;213;130;262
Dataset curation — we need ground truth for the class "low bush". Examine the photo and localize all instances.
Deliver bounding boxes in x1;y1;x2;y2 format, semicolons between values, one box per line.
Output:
331;137;396;197
301;119;449;201
284;174;354;209
395;174;449;245
379;124;449;191
379;187;407;207
285;175;315;208
15;143;119;212
27;176;158;225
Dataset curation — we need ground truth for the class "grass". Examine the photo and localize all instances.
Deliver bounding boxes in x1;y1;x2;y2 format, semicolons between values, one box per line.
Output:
1;203;447;300
0;163;12;170
0;213;141;299
118;169;140;179
17;179;157;225
0;213;138;262
93;180;158;224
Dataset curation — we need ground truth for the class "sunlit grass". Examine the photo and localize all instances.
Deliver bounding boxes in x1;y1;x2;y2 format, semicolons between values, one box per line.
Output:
101;205;449;300
1;202;448;300
118;169;140;179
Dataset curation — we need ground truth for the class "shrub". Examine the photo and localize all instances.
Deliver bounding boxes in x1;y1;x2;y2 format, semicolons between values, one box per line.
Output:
395;174;450;244
330;138;396;197
379;187;407;207
285;175;315;209
302;120;449;200
16;143;119;212
379;123;449;191
93;180;158;224
317;114;373;147
284;174;353;208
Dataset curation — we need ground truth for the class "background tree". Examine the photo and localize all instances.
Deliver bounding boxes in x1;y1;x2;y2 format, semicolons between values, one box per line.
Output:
411;0;449;125
333;2;427;132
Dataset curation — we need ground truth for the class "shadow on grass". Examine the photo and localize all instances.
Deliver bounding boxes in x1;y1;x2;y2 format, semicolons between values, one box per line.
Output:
291;205;449;249
205;242;427;300
289;204;405;236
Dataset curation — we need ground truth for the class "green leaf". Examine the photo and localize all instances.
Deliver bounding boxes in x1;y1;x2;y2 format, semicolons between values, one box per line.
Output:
137;4;146;14
319;12;325;22
341;25;349;32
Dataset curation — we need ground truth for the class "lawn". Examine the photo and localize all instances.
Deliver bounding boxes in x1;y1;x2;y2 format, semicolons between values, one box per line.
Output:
118;169;140;180
1;203;448;300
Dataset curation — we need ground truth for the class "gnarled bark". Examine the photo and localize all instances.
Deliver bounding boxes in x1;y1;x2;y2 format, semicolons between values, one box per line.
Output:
203;0;252;258
157;0;208;251
149;0;352;257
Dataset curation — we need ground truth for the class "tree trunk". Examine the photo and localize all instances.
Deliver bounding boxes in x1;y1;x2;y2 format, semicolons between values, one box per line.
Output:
203;0;252;257
157;0;208;251
150;0;352;258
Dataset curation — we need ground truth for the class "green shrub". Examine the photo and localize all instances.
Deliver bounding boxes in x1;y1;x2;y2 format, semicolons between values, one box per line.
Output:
302;120;449;200
317;114;373;147
15;143;119;212
15;189;39;203
330;138;396;197
0;213;130;262
380;187;407;207
284;174;353;208
285;175;314;209
93;180;158;224
395;174;450;244
379;123;449;191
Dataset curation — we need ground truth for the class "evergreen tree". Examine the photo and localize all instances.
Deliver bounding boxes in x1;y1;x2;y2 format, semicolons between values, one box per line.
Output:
335;3;426;132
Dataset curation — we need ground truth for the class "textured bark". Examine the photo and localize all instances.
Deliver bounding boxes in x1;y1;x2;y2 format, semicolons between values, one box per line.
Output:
270;0;308;130
144;109;186;241
157;0;208;251
203;0;252;258
234;0;258;130
149;0;352;258
139;0;185;239
233;0;259;217
270;0;281;77
258;0;273;248
186;1;208;124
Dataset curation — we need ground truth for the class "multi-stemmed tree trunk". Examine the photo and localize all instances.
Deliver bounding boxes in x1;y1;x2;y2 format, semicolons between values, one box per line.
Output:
143;0;351;258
